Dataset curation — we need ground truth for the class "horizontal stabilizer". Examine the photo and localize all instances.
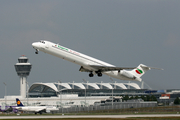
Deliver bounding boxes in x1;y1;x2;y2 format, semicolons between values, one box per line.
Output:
148;66;164;70
140;64;164;70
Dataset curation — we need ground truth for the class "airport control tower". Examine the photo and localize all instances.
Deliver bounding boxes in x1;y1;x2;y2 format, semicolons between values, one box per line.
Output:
14;55;32;98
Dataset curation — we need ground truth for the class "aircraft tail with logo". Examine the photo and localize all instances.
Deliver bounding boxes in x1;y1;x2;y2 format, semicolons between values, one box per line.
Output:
130;64;163;82
132;64;150;78
16;98;24;107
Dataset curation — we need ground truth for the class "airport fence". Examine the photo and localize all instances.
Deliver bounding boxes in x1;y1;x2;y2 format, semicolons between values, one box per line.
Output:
57;102;157;113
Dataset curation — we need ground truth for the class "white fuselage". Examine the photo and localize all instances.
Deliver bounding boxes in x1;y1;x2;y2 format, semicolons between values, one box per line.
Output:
15;106;46;112
15;106;58;113
32;41;140;81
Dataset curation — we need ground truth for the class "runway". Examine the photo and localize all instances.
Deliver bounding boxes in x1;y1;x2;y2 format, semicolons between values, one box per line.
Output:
1;114;180;119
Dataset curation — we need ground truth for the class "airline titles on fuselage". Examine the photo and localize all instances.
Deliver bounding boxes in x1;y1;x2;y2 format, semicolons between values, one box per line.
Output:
54;44;80;56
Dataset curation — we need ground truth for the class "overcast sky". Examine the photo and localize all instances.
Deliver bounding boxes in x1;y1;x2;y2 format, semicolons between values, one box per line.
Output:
0;0;180;98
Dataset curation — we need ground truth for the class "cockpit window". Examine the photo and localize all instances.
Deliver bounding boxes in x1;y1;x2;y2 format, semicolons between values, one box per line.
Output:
40;40;45;44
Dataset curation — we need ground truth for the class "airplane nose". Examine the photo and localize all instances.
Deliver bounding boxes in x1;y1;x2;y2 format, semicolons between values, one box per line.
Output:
32;42;39;48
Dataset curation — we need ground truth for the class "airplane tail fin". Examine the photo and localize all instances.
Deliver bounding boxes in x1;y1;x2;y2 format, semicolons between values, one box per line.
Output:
131;64;163;82
133;64;150;78
16;98;24;107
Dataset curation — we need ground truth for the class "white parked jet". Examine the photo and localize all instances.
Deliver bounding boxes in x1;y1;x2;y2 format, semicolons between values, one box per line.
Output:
32;40;162;82
15;98;58;114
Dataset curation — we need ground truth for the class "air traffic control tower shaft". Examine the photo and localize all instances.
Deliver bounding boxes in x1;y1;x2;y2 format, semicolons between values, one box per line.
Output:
14;55;32;98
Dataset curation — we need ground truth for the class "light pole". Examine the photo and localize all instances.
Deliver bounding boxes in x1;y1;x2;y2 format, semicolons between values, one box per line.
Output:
58;81;60;107
3;82;7;107
109;78;114;107
58;80;63;113
82;79;87;107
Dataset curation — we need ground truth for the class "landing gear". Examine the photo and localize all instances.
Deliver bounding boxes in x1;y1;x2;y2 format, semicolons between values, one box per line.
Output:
89;72;94;77
97;72;102;77
96;71;102;77
88;71;102;77
35;49;39;54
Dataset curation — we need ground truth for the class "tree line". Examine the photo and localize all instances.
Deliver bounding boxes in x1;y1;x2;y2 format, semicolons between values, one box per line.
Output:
122;95;157;101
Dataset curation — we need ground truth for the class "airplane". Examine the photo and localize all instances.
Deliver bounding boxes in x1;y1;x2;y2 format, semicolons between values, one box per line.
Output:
15;98;58;114
32;40;162;82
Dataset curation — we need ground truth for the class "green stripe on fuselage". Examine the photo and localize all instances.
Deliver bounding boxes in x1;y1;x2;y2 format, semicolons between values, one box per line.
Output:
58;45;68;51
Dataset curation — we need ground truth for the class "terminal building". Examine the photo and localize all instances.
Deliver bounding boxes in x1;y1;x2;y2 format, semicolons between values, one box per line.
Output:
28;82;142;98
0;81;146;107
1;80;180;108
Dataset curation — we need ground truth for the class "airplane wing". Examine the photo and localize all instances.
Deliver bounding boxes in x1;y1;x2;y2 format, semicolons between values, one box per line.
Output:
79;65;135;72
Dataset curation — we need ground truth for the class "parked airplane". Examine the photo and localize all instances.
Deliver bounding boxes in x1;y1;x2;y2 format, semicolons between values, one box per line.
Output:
15;98;58;114
32;40;162;82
